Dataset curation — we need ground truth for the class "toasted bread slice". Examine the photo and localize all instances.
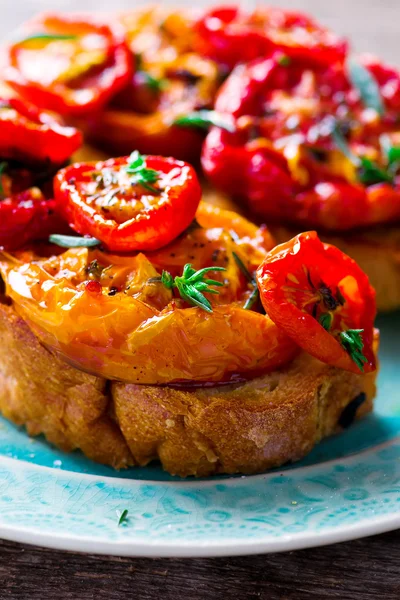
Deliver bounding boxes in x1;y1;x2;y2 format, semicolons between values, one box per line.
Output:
0;302;378;477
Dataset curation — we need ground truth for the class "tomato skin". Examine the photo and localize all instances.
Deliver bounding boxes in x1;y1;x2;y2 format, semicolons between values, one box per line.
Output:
0;97;82;165
0;188;67;250
0;204;298;384
54;155;202;252
4;13;133;116
203;54;400;231
195;6;347;69
84;109;205;163
256;231;376;374
201;126;295;218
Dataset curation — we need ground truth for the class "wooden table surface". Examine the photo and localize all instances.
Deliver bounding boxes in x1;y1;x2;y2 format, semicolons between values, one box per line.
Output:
1;1;400;598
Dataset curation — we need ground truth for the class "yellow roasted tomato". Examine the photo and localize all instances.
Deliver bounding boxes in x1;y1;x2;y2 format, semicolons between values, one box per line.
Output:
0;203;298;384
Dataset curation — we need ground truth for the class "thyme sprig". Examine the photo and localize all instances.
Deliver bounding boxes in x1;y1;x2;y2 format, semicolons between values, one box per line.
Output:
232;251;260;311
125;150;161;194
347;59;384;116
151;263;226;312
117;509;129;526
16;33;78;44
331;121;395;185
339;329;368;371
174;110;235;133
49;234;101;248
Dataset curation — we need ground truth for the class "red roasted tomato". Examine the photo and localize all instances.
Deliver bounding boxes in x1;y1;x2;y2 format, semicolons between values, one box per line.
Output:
84;7;220;161
4;13;133;116
54;152;202;252
257;231;377;374
202;53;400;231
0;188;66;250
195;5;347;69
0;97;82;165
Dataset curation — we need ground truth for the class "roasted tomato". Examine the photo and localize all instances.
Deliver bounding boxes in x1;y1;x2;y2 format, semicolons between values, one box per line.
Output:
257;231;376;374
54;152;202;252
202;54;400;231
0;188;66;250
195;6;347;69
0;203;298;384
84;8;220;161
4;13;132;116
0;97;82;165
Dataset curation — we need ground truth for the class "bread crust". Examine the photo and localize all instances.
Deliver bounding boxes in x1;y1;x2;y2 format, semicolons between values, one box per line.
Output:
0;302;378;476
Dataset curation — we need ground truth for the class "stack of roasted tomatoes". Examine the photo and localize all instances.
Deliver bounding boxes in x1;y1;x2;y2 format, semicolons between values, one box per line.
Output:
0;6;380;385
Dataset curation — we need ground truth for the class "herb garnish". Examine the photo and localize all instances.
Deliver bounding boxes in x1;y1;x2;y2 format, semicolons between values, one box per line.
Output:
117;509;129;526
318;312;333;331
140;71;167;92
174;110;235;133
380;134;400;174
150;263;226;312
49;234;101;248
0;162;8;199
125;150;161;194
331;121;394;185
277;54;291;67
232;251;260;311
339;329;368;371
347;59;385;116
16;33;78;44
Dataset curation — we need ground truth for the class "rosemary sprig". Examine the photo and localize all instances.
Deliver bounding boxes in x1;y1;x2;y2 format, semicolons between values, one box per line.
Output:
0;161;8;199
49;234;101;248
152;263;226;312
125;150;161;194
347;59;384;116
232;251;259;311
174;110;235;133
339;329;368;371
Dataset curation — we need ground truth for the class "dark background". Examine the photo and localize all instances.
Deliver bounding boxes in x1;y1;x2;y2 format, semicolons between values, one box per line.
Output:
1;1;399;598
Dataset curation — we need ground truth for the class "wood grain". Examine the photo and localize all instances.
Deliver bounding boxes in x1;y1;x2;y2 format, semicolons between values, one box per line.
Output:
0;531;400;600
0;1;399;597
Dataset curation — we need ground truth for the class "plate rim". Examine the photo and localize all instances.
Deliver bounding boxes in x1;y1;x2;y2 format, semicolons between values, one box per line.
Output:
1;439;399;557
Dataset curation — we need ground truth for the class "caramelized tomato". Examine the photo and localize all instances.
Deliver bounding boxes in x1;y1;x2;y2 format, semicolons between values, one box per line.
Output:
0;204;298;384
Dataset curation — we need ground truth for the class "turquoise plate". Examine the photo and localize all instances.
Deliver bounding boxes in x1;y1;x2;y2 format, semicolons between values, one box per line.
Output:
0;312;399;557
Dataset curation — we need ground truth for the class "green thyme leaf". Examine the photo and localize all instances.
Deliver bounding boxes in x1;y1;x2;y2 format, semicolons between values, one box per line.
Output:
232;251;261;310
331;121;394;185
277;54;291;67
339;329;368;371
117;509;129;526
243;287;260;311
380;134;400;174
330;123;358;164
358;157;394;185
232;251;254;284
318;313;333;331
0;161;8;200
16;33;78;44
49;234;101;248
347;59;385;116
125;150;161;194
140;71;167;92
174;110;235;133
157;263;226;312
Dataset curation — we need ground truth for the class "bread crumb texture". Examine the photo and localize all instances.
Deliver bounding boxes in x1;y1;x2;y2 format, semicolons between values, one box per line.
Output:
0;303;377;477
